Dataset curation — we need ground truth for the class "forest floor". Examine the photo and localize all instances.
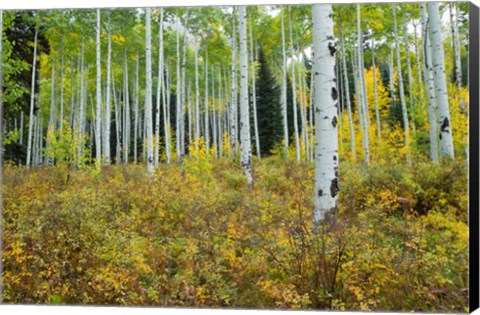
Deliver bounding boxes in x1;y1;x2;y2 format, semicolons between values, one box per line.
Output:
2;155;469;311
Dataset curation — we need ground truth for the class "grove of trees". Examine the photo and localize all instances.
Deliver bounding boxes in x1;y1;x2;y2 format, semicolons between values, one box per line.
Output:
0;2;470;311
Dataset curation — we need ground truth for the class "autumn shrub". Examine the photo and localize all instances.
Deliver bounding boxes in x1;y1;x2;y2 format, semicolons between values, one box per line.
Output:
2;156;468;311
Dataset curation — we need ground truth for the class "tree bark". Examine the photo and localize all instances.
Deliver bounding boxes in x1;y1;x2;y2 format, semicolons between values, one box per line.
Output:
230;7;238;155
249;13;260;159
393;4;411;165
449;2;462;88
338;14;356;160
357;5;369;165
238;6;253;188
95;9;102;164
280;9;289;155
428;2;455;159
288;6;301;162
312;4;338;227
420;3;439;162
145;8;154;176
26;28;39;167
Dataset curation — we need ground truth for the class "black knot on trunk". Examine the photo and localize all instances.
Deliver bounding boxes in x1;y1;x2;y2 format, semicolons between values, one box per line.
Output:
328;42;337;56
318;189;323;197
330;178;339;198
331;87;338;101
332;115;337;128
440;117;450;132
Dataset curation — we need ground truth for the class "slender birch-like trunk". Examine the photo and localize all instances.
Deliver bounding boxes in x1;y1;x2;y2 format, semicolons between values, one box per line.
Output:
77;35;86;163
96;9;102;164
249;14;260;158
420;3;439;162
123;51;130;164
338;15;355;160
104;14;111;164
238;6;253;188
312;4;338;227
392;4;411;165
288;6;300;162
145;8;154;176
230;7;238;155
60;37;65;131
27;29;38;167
175;15;181;159
449;2;462;88
280;9;289;154
195;39;200;147
181;10;189;156
47;61;56;165
413;22;423;86
372;39;381;142
357;4;369;165
428;2;455;159
160;11;170;164
403;10;414;101
205;47;210;153
212;71;217;159
155;10;164;167
134;55;139;163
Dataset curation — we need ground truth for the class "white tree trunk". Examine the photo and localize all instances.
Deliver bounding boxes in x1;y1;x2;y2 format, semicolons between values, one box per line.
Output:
212;71;217;158
393;4;411;165
134;55;139;163
338;16;355;160
26;28;39;167
195;39;200;147
280;9;289;154
60;37;65;131
77;35;86;163
103;14;112;164
47;61;56;165
230;7;238;155
372;39;381;142
413;22;423;86
420;3;439;162
180;10;189;156
238;6;253;188
155;9;164;167
145;8;154;176
175;15;181;159
161;14;171;164
428;2;455;159
357;5;369;165
123;51;130;164
288;7;300;162
95;9;102;164
312;4;338;227
249;14;260;159
449;2;462;88
204;47;210;153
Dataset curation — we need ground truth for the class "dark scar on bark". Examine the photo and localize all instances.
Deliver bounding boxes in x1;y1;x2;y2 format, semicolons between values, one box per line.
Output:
324;116;329;119
328;42;336;56
333;155;337;161
318;189;323;197
440;117;450;132
330;178;339;198
439;133;442;140
332;115;337;128
331;87;338;101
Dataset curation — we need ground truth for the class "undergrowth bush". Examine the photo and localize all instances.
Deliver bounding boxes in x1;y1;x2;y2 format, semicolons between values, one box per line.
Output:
2;157;468;311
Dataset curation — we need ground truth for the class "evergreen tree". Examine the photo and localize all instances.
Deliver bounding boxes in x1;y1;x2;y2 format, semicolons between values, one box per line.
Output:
254;49;283;156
